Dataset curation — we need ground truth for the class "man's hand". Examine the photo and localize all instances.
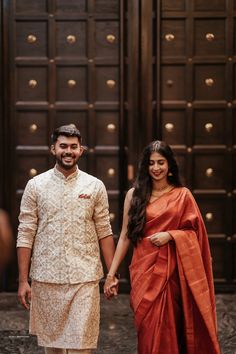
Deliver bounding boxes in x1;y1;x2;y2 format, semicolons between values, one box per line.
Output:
18;281;31;310
104;275;119;300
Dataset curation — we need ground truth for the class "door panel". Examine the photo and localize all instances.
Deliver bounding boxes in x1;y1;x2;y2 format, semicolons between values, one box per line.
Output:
17;154;49;191
15;1;47;13
162;110;187;146
96;67;119;102
194;64;226;101
161;19;186;58
16;111;48;146
3;0;126;291
193;109;227;146
56;67;87;102
56;23;87;59
194;0;226;11
161;65;186;101
2;0;235;292
16;67;48;102
16;22;48;58
157;0;235;291
194;19;225;57
193;153;227;191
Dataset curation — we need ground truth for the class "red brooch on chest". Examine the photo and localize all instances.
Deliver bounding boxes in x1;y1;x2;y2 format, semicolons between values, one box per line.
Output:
78;194;91;199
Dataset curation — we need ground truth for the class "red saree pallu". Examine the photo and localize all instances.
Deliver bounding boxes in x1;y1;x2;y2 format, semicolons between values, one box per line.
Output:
129;187;221;354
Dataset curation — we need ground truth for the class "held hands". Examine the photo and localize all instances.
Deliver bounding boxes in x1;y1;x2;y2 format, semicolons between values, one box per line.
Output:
148;231;172;247
18;281;31;310
104;275;119;300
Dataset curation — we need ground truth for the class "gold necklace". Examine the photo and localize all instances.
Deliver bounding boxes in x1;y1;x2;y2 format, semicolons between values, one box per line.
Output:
151;184;171;196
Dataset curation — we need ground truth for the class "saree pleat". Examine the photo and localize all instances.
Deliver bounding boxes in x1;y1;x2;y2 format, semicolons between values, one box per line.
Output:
129;187;221;354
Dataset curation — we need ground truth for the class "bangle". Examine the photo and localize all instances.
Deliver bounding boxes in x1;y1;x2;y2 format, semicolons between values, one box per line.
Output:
107;272;120;279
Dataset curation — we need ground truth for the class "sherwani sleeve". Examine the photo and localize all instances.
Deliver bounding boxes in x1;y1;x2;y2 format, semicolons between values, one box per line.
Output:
93;180;112;240
17;179;38;249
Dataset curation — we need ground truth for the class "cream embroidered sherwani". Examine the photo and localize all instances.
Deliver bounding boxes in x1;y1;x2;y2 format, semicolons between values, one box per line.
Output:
17;166;112;349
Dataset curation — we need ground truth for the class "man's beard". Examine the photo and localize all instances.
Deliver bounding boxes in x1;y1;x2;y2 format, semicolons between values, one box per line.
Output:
55;156;78;170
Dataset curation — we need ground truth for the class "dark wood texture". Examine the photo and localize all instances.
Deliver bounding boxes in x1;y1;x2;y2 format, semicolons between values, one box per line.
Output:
0;0;235;292
157;0;235;291
2;0;127;290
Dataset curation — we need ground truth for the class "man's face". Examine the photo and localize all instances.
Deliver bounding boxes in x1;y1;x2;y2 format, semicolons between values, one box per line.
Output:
51;135;84;173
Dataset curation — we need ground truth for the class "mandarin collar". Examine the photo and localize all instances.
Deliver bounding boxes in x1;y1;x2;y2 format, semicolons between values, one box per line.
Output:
53;165;80;181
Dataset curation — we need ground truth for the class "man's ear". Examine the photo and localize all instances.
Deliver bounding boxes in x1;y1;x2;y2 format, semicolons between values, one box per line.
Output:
79;145;85;156
50;144;56;155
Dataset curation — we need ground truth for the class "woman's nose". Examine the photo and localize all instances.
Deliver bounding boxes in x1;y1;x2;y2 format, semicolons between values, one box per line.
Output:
153;163;159;170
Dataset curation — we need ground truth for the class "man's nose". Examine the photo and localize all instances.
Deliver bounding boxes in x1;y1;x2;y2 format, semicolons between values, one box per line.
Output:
65;146;72;153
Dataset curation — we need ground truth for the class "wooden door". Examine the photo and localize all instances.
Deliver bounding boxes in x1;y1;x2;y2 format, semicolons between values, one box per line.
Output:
2;0;235;292
136;0;235;291
2;0;130;291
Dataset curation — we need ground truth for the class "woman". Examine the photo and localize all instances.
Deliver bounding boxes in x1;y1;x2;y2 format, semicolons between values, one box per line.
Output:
104;140;221;354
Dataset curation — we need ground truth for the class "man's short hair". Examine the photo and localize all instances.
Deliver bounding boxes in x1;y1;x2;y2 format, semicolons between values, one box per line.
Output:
51;124;82;144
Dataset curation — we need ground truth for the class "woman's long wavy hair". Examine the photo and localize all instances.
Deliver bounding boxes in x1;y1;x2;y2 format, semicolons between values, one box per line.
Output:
127;140;182;246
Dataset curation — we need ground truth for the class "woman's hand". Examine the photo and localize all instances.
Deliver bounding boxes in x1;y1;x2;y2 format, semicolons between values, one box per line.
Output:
104;275;119;300
148;231;172;247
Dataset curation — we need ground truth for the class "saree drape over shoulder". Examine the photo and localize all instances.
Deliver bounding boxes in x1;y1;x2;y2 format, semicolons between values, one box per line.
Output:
129;187;221;354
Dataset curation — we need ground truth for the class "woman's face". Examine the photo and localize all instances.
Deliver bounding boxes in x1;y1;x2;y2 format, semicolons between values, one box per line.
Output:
148;152;169;183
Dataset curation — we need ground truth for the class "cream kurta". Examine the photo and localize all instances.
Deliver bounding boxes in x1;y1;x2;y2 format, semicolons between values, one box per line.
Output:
17;166;112;284
17;166;112;349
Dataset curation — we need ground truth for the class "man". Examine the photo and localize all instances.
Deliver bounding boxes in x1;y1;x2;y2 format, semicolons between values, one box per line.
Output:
17;124;117;354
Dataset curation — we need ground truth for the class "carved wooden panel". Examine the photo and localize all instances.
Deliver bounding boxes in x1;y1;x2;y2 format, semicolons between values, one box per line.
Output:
193;109;227;146
194;0;226;11
161;19;186;58
55;21;87;59
56;67;87;102
193;153;227;191
16;67;48;102
16;22;48;58
194;19;225;57
95;111;119;146
95;21;119;60
158;0;235;291
17;154;49;190
194;64;226;101
96;67;119;102
55;1;86;13
161;0;185;12
162;110;186;145
196;196;227;234
4;0;125;290
15;0;47;13
16;111;48;146
161;65;186;101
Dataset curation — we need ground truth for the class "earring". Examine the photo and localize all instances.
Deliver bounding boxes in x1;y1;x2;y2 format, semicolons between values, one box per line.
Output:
168;171;173;176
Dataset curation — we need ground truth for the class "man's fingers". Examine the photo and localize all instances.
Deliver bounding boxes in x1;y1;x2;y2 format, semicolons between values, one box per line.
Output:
27;290;31;302
19;295;29;310
18;291;31;310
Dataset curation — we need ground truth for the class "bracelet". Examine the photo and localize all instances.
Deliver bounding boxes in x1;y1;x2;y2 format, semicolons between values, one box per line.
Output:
107;272;120;279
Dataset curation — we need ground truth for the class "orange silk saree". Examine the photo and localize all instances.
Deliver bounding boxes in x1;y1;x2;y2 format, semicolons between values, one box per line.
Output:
129;187;221;354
